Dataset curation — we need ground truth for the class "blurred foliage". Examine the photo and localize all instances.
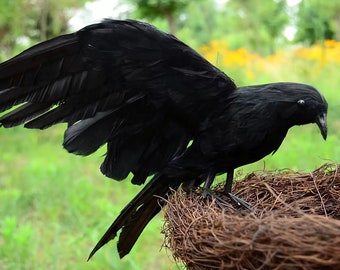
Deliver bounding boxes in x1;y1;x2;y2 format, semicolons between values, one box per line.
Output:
200;39;340;84
1;0;340;59
294;0;335;45
0;0;88;59
1;0;340;269
127;0;195;34
293;39;340;64
129;0;340;54
129;0;290;53
295;0;340;43
225;0;288;54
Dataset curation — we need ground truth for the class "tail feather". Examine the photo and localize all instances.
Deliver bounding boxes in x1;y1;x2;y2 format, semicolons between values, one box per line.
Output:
87;173;181;260
117;199;161;258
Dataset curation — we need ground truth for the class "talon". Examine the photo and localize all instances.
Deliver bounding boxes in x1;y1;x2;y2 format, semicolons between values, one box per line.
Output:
201;188;209;199
226;192;253;211
201;188;233;209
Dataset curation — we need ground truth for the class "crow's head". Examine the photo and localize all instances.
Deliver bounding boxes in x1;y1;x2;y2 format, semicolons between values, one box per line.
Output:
267;82;328;140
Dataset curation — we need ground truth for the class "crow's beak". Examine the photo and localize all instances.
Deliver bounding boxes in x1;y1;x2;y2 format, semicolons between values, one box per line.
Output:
315;112;327;140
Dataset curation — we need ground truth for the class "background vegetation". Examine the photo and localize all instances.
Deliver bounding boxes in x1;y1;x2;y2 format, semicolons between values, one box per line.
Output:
0;0;339;269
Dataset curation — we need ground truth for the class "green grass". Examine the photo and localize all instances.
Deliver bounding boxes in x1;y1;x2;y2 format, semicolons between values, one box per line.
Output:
0;61;339;269
0;127;175;269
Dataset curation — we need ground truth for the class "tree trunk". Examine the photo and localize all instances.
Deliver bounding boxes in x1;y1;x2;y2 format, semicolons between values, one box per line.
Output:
40;0;50;40
334;12;340;40
166;12;176;35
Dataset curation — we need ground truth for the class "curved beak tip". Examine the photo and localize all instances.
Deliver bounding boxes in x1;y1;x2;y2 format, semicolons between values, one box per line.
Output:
316;113;327;140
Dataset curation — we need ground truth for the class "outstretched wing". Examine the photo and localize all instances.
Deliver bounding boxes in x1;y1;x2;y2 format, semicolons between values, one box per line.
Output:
0;19;236;184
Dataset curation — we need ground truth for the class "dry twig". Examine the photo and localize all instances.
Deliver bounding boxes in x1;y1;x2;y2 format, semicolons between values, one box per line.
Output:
162;164;340;270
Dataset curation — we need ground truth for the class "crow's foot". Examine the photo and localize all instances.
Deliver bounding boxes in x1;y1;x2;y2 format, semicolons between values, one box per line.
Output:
226;192;253;211
201;188;241;209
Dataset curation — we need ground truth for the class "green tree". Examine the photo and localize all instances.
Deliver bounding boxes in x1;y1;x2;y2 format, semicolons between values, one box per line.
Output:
294;1;339;44
0;0;89;60
128;0;197;34
326;2;340;40
175;0;221;47
226;0;288;54
0;0;26;57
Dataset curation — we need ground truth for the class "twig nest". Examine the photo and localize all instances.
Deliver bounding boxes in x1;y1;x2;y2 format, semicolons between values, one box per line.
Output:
162;164;340;270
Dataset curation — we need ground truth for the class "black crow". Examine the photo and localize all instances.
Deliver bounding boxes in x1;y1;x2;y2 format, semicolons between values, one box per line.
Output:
0;19;328;259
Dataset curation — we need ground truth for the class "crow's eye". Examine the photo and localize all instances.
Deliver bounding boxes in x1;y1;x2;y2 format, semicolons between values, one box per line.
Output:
297;99;305;106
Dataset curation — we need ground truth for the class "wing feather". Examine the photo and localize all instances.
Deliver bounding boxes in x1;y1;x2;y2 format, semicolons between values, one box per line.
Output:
0;19;236;183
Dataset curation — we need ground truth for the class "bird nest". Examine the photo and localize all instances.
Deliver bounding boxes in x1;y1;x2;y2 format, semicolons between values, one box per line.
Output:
162;164;340;270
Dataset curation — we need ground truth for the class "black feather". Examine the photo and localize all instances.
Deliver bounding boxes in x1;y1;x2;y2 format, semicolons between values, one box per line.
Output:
63;111;115;155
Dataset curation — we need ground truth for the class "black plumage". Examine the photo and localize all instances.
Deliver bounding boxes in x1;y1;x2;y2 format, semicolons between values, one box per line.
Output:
0;19;328;259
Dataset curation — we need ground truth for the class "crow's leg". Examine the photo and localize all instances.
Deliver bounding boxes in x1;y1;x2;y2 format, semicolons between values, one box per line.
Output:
224;169;252;210
201;173;215;197
181;178;197;189
201;173;234;208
